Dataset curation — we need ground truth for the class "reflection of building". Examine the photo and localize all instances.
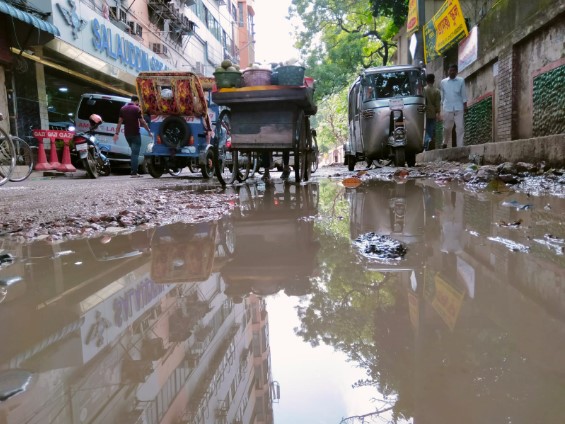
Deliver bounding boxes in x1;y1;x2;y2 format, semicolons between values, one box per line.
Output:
0;221;277;424
400;181;565;423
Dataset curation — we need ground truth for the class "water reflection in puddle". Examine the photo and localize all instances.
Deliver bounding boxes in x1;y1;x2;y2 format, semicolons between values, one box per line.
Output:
1;178;565;423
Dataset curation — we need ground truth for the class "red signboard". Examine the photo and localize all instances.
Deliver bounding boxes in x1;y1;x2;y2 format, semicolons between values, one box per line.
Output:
33;129;74;139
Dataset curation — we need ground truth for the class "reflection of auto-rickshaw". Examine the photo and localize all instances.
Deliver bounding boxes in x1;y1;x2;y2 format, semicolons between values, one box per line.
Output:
348;180;426;270
345;65;426;169
221;183;320;300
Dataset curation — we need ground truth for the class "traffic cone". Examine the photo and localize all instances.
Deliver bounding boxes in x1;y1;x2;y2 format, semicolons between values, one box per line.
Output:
48;137;61;169
57;136;76;172
34;136;53;171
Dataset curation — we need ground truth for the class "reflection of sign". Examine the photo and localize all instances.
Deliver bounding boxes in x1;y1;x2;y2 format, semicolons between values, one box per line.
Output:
427;273;465;331
458;26;478;71
423;0;468;63
408;290;420;331
406;0;419;36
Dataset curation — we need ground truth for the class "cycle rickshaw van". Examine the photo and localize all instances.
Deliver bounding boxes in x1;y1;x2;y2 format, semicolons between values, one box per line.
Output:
136;71;220;178
345;65;426;169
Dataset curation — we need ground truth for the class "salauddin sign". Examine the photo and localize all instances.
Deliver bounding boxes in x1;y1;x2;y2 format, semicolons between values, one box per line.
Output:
424;0;468;63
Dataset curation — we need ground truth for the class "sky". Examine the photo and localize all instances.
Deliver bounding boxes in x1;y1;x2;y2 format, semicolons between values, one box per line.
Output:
266;294;397;423
252;0;300;65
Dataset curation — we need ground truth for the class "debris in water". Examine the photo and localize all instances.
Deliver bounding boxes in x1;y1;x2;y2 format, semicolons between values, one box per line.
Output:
0;369;33;402
487;236;529;253
501;199;533;210
497;219;523;228
354;232;407;262
342;177;362;188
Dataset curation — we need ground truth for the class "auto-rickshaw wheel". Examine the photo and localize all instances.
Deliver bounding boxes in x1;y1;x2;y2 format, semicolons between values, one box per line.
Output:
393;147;406;167
147;157;165;178
347;155;356;171
201;148;215;178
406;152;416;167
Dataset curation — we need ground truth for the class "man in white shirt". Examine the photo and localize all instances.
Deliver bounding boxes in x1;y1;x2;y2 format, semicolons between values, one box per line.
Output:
440;64;468;148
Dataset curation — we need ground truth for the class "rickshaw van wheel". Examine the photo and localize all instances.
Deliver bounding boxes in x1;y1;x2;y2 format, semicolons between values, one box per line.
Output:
160;116;190;148
201;149;215;179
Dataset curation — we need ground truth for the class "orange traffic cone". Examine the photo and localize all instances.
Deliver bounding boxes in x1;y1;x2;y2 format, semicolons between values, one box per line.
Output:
48;137;61;169
57;136;76;172
34;136;53;171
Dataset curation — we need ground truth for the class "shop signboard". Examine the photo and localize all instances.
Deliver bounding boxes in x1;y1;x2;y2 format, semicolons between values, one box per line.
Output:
458;26;478;72
52;1;170;78
424;0;469;64
406;0;419;36
80;269;174;363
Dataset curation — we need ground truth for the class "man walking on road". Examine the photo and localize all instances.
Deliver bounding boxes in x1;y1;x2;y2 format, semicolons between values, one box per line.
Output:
424;73;441;150
113;95;152;177
440;64;467;148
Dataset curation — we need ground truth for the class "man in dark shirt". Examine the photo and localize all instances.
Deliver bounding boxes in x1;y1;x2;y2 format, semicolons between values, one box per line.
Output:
113;95;152;177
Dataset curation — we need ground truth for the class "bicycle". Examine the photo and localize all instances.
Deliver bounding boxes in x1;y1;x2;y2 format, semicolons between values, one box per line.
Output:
0;126;16;186
9;136;34;182
0;115;35;185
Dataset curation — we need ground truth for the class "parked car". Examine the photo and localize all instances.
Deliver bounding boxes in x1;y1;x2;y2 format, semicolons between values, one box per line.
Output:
74;93;152;172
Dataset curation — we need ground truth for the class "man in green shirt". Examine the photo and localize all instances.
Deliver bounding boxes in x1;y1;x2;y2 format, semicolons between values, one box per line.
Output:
423;73;441;151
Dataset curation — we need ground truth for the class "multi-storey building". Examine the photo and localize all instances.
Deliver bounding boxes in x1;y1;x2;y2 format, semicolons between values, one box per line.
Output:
0;0;254;138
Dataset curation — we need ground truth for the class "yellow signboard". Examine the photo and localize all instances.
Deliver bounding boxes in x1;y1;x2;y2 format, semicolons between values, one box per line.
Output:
406;0;419;36
434;0;468;52
423;0;469;64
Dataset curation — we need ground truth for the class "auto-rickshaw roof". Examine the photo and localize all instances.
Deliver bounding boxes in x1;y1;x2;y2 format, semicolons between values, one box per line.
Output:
363;64;424;74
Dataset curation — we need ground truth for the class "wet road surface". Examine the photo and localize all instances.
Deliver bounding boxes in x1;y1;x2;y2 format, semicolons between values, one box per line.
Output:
1;176;565;424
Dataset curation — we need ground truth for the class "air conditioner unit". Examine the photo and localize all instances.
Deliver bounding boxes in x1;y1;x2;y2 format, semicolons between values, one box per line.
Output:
152;43;169;56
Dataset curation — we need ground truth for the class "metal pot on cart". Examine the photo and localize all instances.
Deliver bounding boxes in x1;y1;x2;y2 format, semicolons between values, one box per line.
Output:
345;65;426;169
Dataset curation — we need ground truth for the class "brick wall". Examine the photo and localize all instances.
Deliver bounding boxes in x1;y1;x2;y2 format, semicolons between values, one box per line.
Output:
496;47;517;142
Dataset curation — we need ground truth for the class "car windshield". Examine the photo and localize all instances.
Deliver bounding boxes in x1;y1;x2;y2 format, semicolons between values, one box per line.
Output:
77;98;126;122
363;70;423;100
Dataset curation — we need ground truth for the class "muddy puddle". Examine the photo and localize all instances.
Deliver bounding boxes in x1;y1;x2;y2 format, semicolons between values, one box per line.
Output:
1;178;565;424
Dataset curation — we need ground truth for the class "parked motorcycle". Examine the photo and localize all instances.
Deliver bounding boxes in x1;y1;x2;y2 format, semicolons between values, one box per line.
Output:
72;114;111;178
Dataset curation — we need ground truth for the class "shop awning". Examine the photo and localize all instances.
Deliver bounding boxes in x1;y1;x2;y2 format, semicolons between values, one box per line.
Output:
0;1;60;45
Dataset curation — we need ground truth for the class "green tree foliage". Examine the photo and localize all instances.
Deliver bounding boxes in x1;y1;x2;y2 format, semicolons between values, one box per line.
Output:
369;0;409;28
312;86;349;155
290;0;400;99
296;182;416;421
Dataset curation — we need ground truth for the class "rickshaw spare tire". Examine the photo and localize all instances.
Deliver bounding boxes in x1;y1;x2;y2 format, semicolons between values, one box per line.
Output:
160;116;190;148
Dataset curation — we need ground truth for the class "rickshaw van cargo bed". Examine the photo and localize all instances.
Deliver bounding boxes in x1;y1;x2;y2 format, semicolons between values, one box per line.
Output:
229;105;301;148
212;86;316;114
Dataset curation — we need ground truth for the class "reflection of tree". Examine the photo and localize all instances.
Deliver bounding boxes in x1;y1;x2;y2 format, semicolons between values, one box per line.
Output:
297;182;415;423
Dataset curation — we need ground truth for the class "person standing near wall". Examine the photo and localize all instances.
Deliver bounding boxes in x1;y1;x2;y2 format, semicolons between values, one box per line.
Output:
440;64;467;148
423;73;441;150
113;95;152;177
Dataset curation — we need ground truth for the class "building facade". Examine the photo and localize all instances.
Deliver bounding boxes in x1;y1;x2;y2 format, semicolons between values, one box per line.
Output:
0;0;254;138
393;0;565;148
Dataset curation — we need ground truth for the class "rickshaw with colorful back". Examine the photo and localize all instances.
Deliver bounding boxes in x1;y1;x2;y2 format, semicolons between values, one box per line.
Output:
136;71;221;179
